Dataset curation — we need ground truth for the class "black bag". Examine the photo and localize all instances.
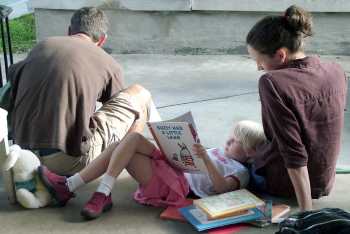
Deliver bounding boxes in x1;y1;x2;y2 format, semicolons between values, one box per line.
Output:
276;208;350;234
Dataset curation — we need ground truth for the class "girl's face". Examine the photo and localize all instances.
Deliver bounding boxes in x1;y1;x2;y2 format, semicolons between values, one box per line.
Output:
247;45;285;71
224;134;247;162
225;130;257;163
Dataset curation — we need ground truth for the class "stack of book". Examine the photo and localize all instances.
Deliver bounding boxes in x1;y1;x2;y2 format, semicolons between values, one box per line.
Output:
179;189;266;231
160;193;291;232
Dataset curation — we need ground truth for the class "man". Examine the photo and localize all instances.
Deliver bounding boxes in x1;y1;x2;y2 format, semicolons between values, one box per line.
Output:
8;7;155;175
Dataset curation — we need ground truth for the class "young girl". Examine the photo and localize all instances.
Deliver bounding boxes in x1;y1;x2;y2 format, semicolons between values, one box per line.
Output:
39;120;265;220
246;5;347;211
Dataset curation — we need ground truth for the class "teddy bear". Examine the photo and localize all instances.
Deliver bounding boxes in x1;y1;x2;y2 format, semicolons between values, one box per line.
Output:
2;144;51;208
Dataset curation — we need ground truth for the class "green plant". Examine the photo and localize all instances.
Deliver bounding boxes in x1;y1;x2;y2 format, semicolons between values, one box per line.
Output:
0;13;36;53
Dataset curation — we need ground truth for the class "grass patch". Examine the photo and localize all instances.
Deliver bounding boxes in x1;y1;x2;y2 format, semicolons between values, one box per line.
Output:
0;13;36;53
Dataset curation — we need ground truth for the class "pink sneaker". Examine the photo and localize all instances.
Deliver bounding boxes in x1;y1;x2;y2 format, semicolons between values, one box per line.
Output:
81;192;113;220
38;166;74;206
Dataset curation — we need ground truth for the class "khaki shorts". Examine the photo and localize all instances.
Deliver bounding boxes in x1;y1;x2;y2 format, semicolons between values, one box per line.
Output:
40;90;148;175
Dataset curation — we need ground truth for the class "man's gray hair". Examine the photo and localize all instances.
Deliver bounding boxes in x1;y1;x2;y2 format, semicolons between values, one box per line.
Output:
70;7;108;42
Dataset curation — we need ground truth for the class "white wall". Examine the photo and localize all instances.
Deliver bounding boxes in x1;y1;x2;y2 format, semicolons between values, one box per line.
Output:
30;0;350;55
30;0;350;12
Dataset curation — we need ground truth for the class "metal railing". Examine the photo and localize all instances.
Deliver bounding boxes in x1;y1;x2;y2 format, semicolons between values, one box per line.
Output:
0;5;13;87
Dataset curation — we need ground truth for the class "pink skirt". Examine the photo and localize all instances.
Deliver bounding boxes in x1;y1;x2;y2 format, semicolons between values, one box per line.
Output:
133;148;190;207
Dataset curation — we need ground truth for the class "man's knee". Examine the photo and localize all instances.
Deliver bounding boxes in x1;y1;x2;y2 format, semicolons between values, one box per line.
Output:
125;84;151;103
125;84;147;94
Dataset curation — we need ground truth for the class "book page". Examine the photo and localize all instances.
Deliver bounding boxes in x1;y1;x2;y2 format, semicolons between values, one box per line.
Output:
162;111;197;132
148;116;207;173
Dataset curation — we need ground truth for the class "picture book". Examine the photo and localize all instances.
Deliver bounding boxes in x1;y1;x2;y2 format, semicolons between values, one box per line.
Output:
193;189;265;220
147;111;208;173
179;205;263;232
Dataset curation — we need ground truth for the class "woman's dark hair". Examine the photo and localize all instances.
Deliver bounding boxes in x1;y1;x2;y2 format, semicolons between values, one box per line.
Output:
246;5;313;56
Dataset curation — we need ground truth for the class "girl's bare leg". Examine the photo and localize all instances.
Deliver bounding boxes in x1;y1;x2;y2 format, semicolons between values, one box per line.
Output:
105;133;156;180
125;153;154;187
79;132;156;185
79;142;118;183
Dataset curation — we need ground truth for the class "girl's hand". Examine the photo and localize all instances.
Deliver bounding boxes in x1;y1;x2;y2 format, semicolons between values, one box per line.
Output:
192;143;209;161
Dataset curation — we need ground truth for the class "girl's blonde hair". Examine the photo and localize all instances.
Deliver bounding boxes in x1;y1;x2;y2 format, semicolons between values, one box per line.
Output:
233;120;266;150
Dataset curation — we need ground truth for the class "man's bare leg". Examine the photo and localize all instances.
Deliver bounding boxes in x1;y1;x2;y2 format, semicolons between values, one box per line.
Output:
123;84;156;133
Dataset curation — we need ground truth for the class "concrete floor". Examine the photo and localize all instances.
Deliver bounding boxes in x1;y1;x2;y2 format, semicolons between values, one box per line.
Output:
0;54;349;234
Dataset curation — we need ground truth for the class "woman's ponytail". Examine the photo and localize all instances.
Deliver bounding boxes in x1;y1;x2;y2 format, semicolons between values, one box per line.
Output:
284;5;313;37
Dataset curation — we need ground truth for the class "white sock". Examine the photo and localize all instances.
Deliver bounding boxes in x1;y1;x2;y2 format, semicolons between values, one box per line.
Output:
96;174;115;196
66;173;85;192
148;100;162;122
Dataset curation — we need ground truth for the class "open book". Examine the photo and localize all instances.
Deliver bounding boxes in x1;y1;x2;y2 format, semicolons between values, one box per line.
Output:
147;112;208;173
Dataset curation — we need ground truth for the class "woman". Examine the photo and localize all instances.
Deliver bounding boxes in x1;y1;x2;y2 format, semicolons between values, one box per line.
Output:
246;5;347;211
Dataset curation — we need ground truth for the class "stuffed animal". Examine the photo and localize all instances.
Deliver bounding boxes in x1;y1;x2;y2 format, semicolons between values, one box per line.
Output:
2;144;51;208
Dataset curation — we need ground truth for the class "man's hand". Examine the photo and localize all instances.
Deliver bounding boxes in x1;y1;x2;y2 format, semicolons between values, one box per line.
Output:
287;166;312;211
